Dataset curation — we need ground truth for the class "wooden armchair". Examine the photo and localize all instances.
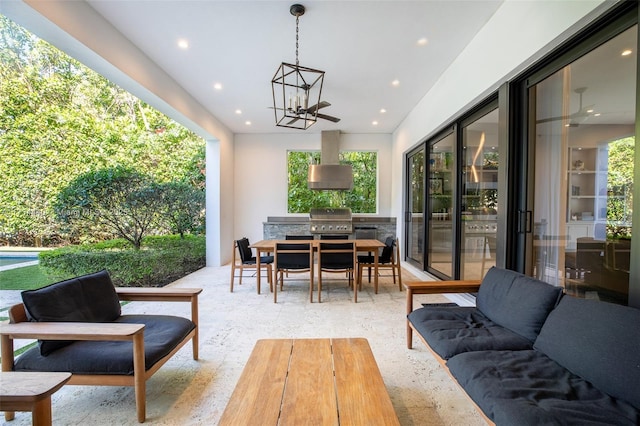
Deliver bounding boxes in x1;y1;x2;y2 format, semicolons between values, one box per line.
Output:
0;271;202;423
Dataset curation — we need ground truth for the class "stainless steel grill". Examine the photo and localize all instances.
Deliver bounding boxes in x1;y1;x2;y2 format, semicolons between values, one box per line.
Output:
309;207;353;234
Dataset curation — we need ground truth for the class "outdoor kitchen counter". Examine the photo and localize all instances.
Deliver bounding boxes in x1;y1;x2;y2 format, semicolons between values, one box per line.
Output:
264;217;396;240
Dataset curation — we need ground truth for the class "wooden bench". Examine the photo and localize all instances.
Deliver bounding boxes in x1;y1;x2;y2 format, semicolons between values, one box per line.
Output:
219;338;399;425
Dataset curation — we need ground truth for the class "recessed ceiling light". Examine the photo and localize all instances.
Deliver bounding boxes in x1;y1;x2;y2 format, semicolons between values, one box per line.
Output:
213;83;223;90
380;108;387;114
235;109;242;115
587;109;594;113
594;113;601;117
417;37;428;46
177;39;189;49
622;49;633;56
245;121;251;126
391;79;400;87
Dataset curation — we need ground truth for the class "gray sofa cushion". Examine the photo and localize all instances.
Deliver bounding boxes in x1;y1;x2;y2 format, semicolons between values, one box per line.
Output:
534;296;640;410
21;270;122;356
447;349;640;425
408;306;532;359
15;315;195;375
476;267;563;341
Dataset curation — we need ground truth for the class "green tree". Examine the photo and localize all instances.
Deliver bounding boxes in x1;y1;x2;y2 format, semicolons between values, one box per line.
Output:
157;182;205;237
55;167;162;249
607;137;634;224
0;15;205;245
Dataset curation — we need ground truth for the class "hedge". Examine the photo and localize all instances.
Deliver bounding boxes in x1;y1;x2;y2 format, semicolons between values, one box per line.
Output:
38;235;205;287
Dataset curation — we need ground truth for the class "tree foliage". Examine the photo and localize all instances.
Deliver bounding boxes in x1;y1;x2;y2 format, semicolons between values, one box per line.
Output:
55;167;162;249
607;136;635;225
0;15;205;245
287;151;377;213
157;181;205;237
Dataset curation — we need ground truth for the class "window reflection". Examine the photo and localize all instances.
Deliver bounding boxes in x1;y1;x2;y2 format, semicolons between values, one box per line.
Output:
532;25;636;305
461;109;499;280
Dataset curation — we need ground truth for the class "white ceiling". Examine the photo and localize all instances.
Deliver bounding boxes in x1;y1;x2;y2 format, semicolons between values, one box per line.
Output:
80;0;504;135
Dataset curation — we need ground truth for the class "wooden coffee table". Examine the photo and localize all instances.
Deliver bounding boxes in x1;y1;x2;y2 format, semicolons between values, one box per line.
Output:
219;338;399;425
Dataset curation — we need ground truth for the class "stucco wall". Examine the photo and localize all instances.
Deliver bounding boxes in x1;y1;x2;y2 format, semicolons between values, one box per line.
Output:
232;132;393;251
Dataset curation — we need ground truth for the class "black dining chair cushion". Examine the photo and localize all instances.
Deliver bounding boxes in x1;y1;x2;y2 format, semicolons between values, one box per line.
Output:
259;255;274;264
236;237;255;263
319;242;354;269
276;243;311;270
285;235;313;240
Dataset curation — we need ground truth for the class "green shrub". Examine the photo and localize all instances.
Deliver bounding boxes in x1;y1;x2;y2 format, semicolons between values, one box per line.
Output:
39;235;205;287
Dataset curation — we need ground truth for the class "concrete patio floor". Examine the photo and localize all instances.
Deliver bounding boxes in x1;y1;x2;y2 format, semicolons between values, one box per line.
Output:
0;265;485;425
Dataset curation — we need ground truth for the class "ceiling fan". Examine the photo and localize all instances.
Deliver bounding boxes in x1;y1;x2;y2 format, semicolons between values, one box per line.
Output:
268;100;341;125
286;100;341;125
536;87;595;127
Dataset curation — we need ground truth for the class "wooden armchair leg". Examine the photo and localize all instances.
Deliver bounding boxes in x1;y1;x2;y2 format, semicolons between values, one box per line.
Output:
191;296;199;360
229;264;235;292
132;333;146;423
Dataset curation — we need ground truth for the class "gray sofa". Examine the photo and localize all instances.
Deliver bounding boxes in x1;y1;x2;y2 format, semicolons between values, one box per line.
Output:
406;267;640;425
1;270;202;423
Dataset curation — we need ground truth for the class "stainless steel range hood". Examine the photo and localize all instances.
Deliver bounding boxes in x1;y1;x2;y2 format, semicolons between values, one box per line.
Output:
308;130;353;190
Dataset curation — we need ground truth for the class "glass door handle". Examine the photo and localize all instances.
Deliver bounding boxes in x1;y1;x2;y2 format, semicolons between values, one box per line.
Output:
518;210;532;233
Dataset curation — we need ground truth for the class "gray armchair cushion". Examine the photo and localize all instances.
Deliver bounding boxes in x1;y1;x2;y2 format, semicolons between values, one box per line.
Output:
15;315;195;375
408;306;532;359
534;296;640;410
21;270;121;356
476;267;563;341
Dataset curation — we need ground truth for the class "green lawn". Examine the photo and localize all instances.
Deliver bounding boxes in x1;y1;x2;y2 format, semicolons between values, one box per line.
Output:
0;265;56;291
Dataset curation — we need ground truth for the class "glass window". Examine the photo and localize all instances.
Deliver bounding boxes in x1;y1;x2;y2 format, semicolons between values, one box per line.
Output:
287;151;377;213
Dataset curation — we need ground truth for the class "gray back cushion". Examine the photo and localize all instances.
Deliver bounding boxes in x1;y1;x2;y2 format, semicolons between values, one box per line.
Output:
476;267;563;341
21;270;121;356
534;296;640;410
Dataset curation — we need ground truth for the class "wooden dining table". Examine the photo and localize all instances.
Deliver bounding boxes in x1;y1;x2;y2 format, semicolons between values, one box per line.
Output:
250;239;385;301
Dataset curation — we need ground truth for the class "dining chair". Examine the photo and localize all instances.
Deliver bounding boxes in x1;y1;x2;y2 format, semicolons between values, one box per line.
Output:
273;242;314;303
285;235;314;240
357;236;402;292
230;237;273;293
319;234;349;240
317;241;357;302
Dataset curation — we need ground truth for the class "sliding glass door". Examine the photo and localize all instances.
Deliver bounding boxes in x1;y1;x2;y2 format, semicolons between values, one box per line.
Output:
526;24;636;305
461;108;500;280
406;146;425;268
428;132;455;277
